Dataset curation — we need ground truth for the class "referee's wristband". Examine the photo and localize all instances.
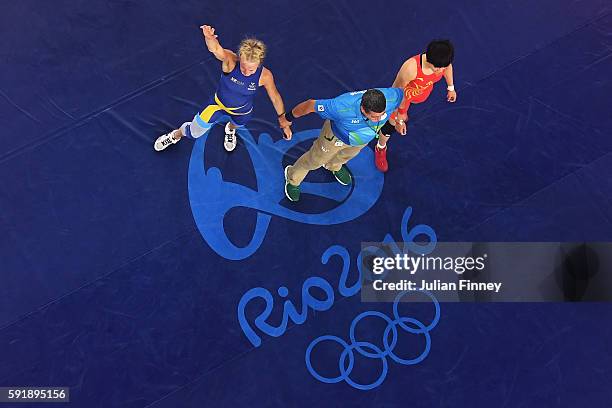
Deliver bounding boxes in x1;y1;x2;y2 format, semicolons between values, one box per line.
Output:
284;110;296;122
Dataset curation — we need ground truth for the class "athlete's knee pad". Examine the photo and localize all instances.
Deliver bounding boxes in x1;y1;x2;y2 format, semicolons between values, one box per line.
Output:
181;119;211;140
180;122;191;138
186;114;213;139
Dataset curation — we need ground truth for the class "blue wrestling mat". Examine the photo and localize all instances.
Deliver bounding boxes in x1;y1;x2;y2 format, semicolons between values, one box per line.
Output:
1;0;612;406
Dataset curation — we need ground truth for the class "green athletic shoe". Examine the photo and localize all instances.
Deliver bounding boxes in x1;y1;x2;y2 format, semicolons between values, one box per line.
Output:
332;165;352;186
284;166;300;202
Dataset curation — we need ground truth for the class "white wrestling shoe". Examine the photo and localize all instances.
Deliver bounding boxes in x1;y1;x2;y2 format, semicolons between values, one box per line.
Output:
154;131;180;151
224;123;238;152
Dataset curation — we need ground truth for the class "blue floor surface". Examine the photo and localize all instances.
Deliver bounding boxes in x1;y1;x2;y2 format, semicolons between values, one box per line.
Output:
1;0;611;406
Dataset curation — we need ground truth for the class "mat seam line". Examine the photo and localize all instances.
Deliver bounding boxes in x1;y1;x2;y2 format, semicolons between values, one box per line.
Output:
0;57;213;165
0;227;198;332
464;150;612;234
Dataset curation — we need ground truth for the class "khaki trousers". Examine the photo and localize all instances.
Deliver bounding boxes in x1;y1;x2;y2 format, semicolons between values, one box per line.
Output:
287;120;366;186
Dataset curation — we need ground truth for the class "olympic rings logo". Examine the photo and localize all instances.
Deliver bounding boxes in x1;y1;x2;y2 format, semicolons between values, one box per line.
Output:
305;290;440;390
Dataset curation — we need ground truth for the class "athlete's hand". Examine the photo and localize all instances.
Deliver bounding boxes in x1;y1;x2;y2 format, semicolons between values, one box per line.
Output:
201;25;218;40
391;111;408;135
394;119;407;136
278;114;291;129
282;125;293;140
447;90;457;102
396;111;408;123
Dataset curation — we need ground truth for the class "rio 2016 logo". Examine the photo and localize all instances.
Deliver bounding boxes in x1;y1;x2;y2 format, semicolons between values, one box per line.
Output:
187;121;439;391
187;124;384;260
237;206;438;390
236;206;437;346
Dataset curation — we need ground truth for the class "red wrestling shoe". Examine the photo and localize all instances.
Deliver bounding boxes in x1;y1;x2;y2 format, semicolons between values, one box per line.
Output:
374;144;388;172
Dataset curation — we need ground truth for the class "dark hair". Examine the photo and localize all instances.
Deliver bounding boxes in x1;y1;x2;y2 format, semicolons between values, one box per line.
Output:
361;89;386;113
426;40;454;68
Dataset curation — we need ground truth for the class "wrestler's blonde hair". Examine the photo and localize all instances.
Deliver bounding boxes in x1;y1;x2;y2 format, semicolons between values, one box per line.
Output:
238;38;266;63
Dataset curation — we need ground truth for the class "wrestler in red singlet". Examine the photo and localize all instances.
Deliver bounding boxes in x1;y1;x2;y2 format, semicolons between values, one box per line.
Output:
375;40;457;172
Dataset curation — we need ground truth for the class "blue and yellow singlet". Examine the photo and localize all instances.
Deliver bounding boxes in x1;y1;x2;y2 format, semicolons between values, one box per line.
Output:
197;63;264;125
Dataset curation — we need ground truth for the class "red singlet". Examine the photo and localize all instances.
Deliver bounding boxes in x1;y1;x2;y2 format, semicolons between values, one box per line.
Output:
402;54;445;105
